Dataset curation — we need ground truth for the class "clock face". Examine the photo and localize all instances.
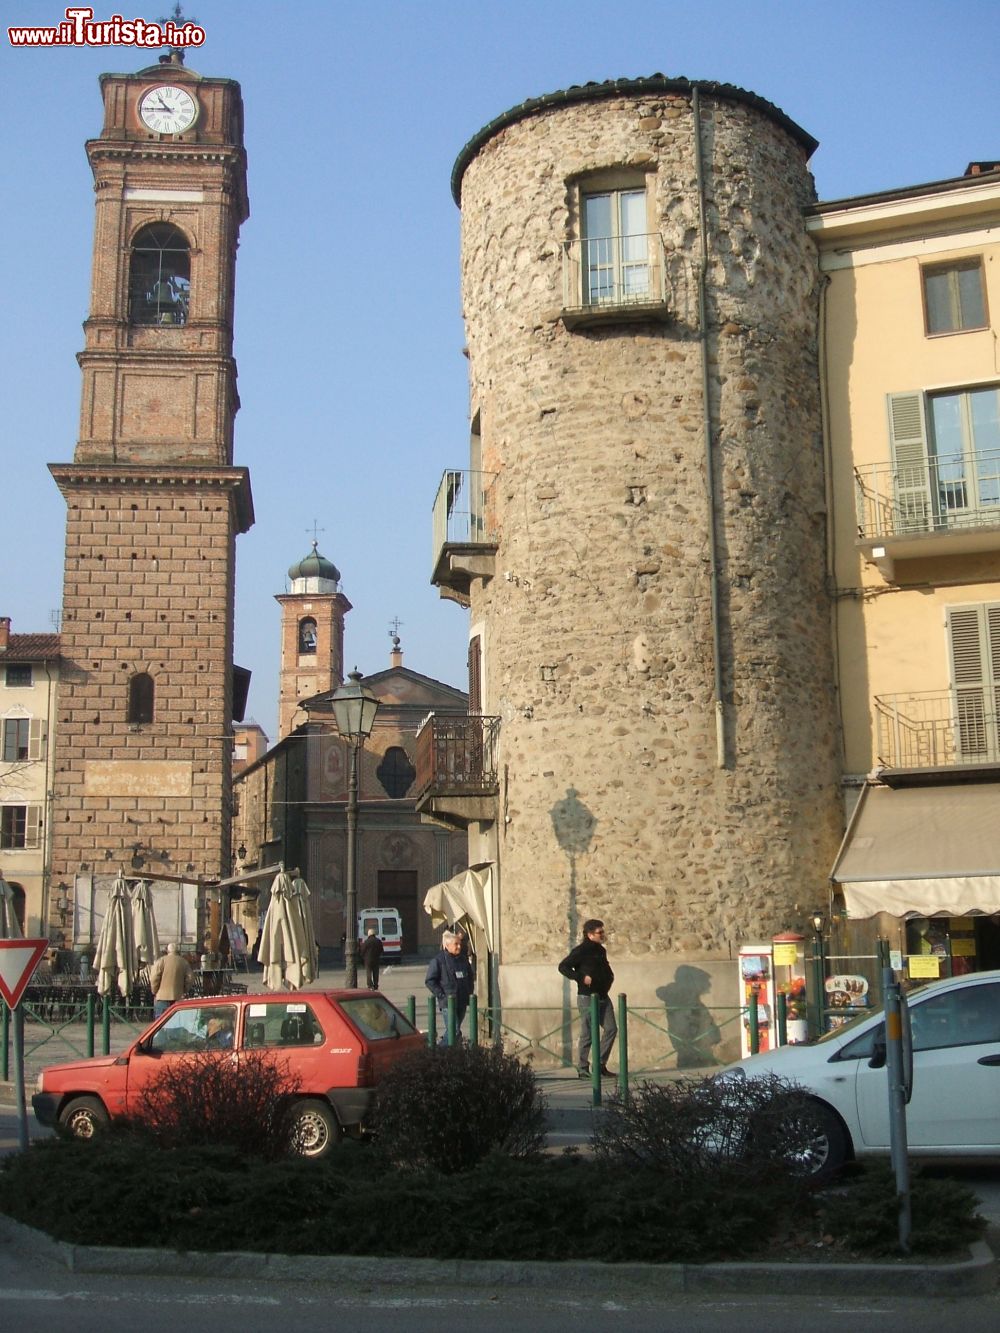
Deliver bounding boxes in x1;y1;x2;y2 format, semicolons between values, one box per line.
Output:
139;85;198;134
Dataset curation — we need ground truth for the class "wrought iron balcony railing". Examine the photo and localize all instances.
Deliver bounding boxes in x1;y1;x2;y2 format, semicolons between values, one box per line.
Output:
414;713;501;800
561;233;670;319
875;689;1000;770
855;450;1000;542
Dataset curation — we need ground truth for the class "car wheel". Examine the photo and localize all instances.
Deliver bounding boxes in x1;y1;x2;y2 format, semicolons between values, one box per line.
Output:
59;1096;109;1141
288;1099;341;1159
799;1101;850;1180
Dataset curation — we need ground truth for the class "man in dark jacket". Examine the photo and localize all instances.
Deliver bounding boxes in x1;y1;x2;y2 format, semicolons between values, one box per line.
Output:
425;930;475;1042
359;928;385;989
558;918;617;1078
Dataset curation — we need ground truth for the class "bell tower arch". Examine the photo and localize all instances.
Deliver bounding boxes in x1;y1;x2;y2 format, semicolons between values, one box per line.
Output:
49;52;253;921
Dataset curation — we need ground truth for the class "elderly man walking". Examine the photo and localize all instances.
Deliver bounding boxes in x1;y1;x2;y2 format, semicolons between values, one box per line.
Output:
425;929;475;1043
148;943;193;1018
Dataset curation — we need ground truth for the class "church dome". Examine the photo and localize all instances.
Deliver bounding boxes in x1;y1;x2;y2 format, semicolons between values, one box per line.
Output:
288;542;340;587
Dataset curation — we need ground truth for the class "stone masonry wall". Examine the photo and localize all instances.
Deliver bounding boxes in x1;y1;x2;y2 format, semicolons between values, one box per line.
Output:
458;88;843;1023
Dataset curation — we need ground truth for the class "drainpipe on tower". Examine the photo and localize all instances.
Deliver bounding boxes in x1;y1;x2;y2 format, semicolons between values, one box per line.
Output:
692;84;727;768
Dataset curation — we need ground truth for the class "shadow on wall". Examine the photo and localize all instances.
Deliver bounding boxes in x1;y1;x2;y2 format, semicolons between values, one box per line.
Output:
657;965;722;1069
550;787;596;1067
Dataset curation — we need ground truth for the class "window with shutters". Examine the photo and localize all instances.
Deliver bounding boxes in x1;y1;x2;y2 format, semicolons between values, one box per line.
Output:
2;718;29;763
947;603;1000;761
922;259;988;336
887;386;1000;532
468;635;482;714
0;803;42;850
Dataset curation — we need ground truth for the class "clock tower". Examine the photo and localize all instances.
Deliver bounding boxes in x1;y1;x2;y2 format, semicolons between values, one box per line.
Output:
49;52;252;933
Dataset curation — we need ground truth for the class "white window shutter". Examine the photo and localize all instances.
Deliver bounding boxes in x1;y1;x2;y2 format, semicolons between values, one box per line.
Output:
28;717;46;761
887;392;932;533
25;802;43;849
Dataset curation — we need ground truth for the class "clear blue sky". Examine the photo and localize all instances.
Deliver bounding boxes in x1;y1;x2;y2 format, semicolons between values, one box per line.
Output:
2;0;996;740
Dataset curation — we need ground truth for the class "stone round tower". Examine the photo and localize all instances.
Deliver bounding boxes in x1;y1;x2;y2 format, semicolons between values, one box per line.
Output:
450;76;844;1032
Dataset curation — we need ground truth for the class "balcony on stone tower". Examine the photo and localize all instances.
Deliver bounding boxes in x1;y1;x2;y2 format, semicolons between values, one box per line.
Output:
413;713;501;828
561;232;672;329
430;469;499;605
854;447;1000;582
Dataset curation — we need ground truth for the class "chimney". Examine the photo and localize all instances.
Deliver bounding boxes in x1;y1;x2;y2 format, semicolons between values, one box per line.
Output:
0;617;10;652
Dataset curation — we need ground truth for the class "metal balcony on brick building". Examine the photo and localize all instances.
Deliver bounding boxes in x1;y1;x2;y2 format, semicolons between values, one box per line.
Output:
874;689;1000;783
413;712;501;827
854;450;1000;580
560;233;672;329
431;469;498;604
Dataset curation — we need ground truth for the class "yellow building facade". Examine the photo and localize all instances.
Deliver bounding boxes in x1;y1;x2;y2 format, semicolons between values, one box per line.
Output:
811;164;1000;976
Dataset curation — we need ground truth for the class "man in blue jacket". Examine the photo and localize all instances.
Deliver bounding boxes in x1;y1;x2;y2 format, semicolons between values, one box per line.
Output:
425;929;475;1043
558;918;617;1078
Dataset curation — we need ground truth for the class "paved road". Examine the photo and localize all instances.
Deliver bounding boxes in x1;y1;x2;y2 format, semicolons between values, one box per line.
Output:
1;1243;1000;1333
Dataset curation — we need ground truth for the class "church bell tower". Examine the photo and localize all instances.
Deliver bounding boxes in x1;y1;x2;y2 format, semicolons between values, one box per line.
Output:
49;52;253;922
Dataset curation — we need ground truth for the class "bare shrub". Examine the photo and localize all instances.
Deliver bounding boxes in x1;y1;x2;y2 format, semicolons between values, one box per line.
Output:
371;1043;546;1174
594;1073;823;1189
131;1049;301;1160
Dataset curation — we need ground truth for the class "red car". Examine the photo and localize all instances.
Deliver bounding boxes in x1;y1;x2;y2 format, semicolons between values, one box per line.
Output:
32;989;423;1158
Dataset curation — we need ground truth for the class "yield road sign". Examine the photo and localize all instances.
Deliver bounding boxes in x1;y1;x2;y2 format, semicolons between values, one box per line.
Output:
0;939;49;1009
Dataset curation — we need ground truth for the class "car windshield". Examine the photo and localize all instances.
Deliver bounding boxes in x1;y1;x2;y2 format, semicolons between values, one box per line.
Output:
815;1002;884;1043
340;996;416;1040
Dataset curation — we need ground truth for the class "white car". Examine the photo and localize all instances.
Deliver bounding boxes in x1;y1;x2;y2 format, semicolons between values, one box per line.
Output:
721;968;1000;1175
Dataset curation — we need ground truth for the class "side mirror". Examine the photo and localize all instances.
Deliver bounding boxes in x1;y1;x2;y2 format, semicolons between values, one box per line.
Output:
869;1028;887;1069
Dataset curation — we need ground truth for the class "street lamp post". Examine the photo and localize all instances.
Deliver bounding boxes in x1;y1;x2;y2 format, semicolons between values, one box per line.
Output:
332;669;380;988
809;908;827;1039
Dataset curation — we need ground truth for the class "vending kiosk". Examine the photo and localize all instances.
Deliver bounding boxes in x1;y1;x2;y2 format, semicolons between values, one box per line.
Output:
738;944;776;1057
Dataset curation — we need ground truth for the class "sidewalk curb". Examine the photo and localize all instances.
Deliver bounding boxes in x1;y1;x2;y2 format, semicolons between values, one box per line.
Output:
0;1214;993;1297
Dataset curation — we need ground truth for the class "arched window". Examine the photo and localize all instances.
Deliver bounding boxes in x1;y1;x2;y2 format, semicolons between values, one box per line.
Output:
298;618;318;654
127;672;155;724
129;223;190;325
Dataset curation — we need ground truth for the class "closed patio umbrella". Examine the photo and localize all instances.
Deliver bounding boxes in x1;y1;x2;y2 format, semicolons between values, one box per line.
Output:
130;879;160;967
0;875;22;940
258;869;311;991
289;874;319;987
93;873;138;998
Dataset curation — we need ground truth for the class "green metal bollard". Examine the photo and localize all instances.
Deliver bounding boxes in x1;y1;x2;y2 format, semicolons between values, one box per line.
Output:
405;995;416;1028
748;989;759;1055
86;992;95;1058
617;993;628;1097
775;990;788;1047
426;996;436;1047
468;995;478;1047
446;994;457;1047
1;1003;8;1083
101;996;111;1055
590;993;601;1106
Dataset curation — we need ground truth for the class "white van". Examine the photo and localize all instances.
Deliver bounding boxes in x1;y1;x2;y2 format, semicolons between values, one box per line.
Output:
357;907;402;957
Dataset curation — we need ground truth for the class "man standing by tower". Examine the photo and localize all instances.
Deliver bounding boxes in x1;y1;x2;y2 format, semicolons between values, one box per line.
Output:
559;919;617;1078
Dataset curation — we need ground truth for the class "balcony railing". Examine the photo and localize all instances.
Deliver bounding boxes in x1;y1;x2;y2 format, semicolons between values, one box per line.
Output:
561;233;670;322
875;689;1000;769
855;450;1000;542
431;469;498;598
414;713;501;800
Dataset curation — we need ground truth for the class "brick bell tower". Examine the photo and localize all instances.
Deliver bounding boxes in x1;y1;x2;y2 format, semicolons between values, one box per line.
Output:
275;544;351;739
48;51;252;935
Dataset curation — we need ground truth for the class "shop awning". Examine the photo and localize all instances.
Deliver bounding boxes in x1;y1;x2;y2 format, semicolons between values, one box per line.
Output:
423;864;494;951
831;782;1000;918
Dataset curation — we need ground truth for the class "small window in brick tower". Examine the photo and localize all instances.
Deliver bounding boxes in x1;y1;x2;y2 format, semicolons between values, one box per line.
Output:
129;223;190;325
376;746;416;799
299;618;318;654
127;672;155;724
